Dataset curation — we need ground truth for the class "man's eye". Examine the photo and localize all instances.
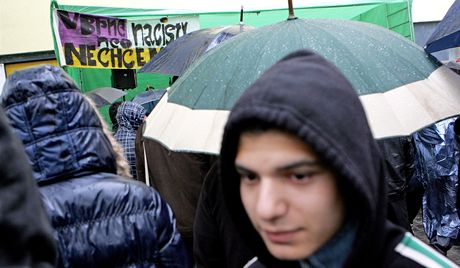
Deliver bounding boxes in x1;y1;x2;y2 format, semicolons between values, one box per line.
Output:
292;173;306;180
289;172;316;181
240;173;258;182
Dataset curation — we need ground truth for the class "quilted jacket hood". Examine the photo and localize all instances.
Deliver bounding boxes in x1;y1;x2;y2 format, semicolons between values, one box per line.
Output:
1;65;117;184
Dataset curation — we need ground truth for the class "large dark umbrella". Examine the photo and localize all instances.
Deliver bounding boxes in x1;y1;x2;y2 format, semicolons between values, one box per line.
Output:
143;18;460;154
425;0;460;53
139;25;254;76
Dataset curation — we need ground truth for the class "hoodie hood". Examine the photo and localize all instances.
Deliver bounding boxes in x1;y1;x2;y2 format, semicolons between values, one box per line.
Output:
116;101;146;132
220;50;388;266
1;65;118;184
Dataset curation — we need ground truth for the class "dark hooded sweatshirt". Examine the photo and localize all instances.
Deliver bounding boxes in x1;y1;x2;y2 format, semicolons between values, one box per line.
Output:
219;50;457;267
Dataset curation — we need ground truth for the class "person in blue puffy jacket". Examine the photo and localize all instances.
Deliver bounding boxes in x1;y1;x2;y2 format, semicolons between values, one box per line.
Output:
1;65;192;267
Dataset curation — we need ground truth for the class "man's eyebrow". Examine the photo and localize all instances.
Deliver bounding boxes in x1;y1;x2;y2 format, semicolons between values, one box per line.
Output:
276;160;320;172
235;165;253;174
235;160;320;174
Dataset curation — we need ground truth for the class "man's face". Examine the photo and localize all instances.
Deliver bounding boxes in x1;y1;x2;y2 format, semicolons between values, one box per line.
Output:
236;130;345;260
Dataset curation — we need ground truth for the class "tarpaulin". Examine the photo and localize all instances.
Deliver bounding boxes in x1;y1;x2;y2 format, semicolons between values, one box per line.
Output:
413;118;460;248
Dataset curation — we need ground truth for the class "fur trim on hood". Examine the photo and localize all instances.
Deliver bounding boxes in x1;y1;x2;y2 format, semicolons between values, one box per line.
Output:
85;96;132;178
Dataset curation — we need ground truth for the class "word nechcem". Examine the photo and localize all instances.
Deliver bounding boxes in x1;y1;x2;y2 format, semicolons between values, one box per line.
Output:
64;45;159;68
58;10;190;68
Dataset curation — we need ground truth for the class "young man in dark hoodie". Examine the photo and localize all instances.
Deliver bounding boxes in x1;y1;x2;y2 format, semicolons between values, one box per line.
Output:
219;50;457;267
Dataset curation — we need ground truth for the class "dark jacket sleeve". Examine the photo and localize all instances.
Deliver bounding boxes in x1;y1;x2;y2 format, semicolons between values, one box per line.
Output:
377;136;415;200
193;163;227;267
154;190;194;267
0;108;56;267
193;163;254;268
377;137;416;231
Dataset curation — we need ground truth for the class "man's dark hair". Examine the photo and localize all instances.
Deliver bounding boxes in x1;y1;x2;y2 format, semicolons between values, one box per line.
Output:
454;117;460;136
169;76;179;86
109;101;122;125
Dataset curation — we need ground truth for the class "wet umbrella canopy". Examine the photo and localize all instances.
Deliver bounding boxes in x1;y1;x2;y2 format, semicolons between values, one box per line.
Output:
139;25;254;76
144;18;460;154
86;87;127;108
169;19;439;109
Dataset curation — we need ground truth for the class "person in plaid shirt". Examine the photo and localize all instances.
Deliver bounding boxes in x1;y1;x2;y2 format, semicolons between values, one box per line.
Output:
114;101;146;180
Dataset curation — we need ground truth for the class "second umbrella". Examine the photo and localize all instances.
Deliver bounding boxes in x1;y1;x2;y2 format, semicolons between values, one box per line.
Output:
139;25;254;76
86;87;126;108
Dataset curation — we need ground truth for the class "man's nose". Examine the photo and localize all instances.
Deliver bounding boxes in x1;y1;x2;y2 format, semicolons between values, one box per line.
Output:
256;178;288;221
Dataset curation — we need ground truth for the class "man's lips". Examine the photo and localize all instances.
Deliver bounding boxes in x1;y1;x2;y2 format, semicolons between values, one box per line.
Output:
263;228;302;244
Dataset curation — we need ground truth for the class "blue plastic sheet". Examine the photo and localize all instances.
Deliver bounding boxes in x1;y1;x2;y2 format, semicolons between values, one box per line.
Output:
413;118;460;248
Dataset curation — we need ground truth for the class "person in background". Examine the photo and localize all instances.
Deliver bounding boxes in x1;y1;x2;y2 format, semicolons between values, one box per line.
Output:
455;117;460;218
114;101;146;180
413;118;460;255
109;101;122;134
0;106;56;267
219;50;456;267
376;137;416;231
1;65;192;267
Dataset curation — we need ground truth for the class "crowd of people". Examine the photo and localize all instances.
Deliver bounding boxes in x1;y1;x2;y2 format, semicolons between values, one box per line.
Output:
0;49;459;267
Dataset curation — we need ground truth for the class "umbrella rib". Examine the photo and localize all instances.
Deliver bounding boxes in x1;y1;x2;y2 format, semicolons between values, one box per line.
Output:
220;30;273;109
310;20;374;95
